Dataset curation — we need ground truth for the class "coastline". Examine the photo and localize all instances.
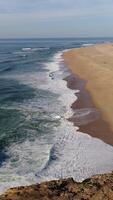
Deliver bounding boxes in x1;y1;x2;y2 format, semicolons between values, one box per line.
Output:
63;44;113;146
1;172;113;200
35;49;113;185
1;43;113;199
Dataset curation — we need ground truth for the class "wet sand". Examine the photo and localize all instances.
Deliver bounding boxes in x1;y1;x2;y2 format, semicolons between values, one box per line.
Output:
63;44;113;146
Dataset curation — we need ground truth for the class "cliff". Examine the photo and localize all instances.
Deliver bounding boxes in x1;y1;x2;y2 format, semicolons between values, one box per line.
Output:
0;172;113;200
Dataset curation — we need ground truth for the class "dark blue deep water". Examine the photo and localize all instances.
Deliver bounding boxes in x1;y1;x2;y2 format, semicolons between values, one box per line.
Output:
0;38;113;192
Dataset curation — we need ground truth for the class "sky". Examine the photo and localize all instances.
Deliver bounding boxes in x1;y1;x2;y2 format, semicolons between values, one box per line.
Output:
0;0;113;38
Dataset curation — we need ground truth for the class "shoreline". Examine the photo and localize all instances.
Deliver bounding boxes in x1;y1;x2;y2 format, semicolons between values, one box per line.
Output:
1;44;113;198
1;172;113;199
63;44;113;146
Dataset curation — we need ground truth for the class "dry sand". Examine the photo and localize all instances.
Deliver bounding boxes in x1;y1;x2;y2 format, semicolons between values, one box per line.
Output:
63;44;113;144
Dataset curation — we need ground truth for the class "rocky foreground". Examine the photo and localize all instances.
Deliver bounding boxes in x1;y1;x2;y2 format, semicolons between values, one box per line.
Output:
0;173;113;200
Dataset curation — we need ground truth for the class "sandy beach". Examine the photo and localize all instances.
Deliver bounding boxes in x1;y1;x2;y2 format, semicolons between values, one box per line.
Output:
64;44;113;145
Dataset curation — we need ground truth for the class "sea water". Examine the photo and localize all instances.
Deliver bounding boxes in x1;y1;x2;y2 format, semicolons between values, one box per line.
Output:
0;38;113;193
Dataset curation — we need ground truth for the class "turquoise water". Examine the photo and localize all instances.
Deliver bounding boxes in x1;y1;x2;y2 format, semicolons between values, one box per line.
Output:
0;38;113;192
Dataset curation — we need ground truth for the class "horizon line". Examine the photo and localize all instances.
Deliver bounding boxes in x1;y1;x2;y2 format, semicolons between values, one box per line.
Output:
0;36;113;40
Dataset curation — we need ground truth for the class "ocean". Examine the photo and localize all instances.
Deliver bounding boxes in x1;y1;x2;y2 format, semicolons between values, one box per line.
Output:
0;38;113;193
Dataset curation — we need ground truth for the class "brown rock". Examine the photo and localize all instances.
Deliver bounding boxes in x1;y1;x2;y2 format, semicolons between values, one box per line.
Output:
0;173;113;200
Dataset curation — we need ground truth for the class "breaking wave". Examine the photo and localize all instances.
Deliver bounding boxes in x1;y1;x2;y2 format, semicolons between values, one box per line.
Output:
36;120;113;183
22;47;49;52
1;38;113;194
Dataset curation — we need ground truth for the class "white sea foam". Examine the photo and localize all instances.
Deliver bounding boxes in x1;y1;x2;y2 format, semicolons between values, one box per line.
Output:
22;48;32;51
22;47;49;52
36;120;113;183
1;49;113;195
12;47;49;56
35;50;113;183
39;51;77;118
0;50;74;193
0;137;52;194
72;108;100;126
82;43;94;47
0;50;76;194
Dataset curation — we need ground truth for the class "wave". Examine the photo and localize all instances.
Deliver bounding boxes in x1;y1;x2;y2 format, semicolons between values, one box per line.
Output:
0;66;13;72
36;120;113;183
1;48;113;194
0;56;25;64
0;59;15;64
40;50;77;119
82;43;94;47
0;138;51;194
22;47;49;52
12;47;50;57
35;50;113;184
0;50;77;194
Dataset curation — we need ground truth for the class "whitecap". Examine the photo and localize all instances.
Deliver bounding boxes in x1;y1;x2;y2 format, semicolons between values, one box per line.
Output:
82;43;94;47
36;120;113;183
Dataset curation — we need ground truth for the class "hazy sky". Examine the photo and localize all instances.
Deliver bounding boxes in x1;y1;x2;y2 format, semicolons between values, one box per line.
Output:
0;0;113;38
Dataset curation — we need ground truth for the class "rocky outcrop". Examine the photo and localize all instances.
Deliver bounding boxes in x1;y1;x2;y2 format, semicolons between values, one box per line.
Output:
0;173;113;200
